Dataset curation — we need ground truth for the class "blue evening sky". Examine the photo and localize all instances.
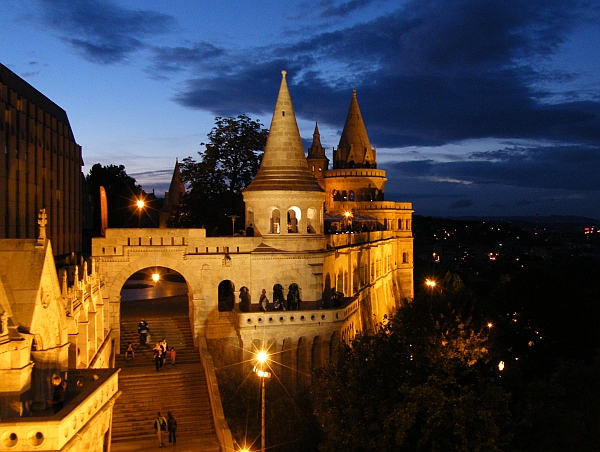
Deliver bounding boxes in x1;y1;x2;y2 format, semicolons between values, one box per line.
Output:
2;0;600;220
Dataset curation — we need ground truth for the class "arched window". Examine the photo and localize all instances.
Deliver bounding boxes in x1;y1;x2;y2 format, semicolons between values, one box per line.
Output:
398;219;403;230
271;209;280;234
287;208;299;233
218;280;235;312
307;207;318;233
246;208;255;230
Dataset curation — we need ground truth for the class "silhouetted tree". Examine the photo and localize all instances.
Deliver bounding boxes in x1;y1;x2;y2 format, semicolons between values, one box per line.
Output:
85;163;146;231
173;115;268;234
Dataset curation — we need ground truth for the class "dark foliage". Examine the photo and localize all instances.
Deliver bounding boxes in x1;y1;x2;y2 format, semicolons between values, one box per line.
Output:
173;115;268;234
85;163;149;231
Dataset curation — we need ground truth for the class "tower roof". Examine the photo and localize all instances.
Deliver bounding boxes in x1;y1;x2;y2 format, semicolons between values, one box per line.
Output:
335;90;375;168
307;122;326;158
245;71;323;192
166;158;186;204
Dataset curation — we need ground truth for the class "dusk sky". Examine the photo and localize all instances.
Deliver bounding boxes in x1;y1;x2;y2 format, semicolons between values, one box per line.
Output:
3;0;600;220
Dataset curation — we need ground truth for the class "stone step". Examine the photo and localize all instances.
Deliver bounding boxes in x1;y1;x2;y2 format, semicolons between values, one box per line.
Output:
112;311;218;446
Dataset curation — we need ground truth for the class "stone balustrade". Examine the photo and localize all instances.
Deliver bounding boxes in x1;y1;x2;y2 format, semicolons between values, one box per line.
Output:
0;369;120;452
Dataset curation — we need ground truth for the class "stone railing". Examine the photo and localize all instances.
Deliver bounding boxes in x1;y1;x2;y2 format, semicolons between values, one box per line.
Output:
236;298;359;330
0;369;120;452
198;337;235;452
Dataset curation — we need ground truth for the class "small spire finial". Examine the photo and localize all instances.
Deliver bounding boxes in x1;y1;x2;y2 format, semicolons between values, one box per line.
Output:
37;208;47;244
352;89;357;96
281;70;287;78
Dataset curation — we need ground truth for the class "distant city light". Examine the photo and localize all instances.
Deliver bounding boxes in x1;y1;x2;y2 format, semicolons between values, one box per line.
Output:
498;361;505;371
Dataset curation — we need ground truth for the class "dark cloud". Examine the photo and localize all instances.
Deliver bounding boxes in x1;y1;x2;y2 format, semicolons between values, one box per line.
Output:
386;142;600;192
489;202;506;209
38;0;175;64
320;0;379;18
149;42;225;74
516;199;533;206
451;199;474;209
169;0;600;152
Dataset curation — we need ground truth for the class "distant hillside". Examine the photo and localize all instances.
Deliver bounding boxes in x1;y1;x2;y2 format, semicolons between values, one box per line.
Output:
435;215;599;226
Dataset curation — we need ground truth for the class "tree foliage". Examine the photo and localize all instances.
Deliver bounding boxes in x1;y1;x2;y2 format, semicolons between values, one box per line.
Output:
85;163;145;230
312;278;512;452
174;115;268;233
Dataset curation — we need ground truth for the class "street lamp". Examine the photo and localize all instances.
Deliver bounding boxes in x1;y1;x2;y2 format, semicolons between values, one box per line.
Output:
136;199;145;227
228;215;239;236
425;279;436;289
253;351;271;452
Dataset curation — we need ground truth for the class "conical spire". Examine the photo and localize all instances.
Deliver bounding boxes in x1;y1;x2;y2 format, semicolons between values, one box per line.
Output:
307;122;325;157
166;158;186;204
335;89;375;169
245;71;323;192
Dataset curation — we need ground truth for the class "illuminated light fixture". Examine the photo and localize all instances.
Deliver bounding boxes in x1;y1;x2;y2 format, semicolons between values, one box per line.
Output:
425;279;436;288
498;361;505;371
136;199;145;209
152;273;160;282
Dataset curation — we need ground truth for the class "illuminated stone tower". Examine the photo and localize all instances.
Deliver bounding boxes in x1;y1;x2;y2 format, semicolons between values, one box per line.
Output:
324;90;387;215
243;71;326;251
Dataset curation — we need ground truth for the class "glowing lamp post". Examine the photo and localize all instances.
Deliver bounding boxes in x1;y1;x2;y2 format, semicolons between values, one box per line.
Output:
253;351;271;452
136;199;145;227
425;279;436;289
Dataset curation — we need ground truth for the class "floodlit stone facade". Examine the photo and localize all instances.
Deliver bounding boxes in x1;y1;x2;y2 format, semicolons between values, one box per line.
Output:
92;71;414;382
0;211;117;452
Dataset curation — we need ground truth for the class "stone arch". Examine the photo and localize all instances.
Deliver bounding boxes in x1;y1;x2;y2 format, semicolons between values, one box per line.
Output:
311;335;323;369
219;280;236;312
287;207;300;233
329;331;340;363
297;336;310;389
107;255;197;302
307;206;318;233
281;337;294;386
269;207;281;234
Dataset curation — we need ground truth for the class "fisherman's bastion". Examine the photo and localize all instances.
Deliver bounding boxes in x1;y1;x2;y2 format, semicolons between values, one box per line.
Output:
0;66;413;451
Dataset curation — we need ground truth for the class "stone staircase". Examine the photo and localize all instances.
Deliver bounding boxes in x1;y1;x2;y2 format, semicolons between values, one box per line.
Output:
112;314;220;449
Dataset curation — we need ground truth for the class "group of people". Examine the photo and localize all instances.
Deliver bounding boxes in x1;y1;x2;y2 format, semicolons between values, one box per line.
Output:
154;337;177;371
242;284;303;312
154;411;177;447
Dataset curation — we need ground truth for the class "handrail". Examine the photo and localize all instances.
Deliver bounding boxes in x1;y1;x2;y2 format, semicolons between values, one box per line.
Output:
198;336;236;452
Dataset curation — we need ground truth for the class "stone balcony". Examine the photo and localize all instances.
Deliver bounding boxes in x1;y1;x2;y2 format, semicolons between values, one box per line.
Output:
0;368;120;452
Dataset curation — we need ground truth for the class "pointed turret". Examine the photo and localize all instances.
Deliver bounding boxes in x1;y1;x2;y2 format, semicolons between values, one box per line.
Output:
307;123;325;157
333;90;376;169
166;159;186;204
159;159;186;228
307;122;329;185
245;71;323;193
243;71;326;244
